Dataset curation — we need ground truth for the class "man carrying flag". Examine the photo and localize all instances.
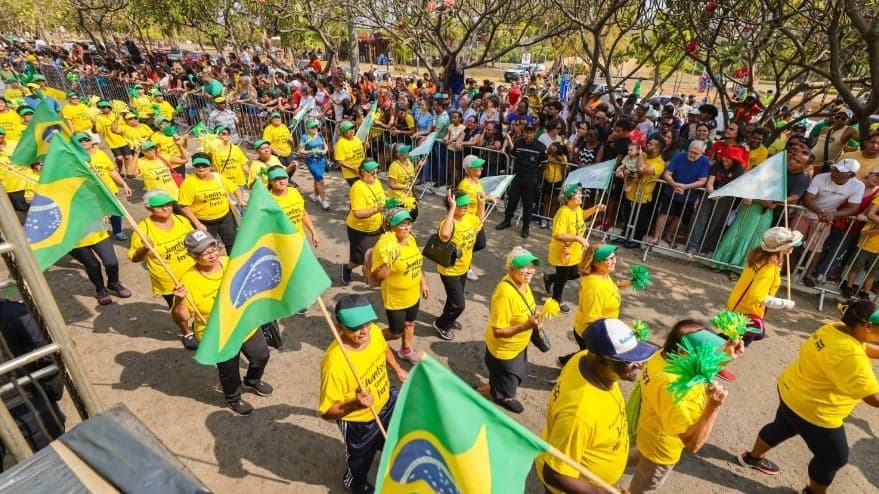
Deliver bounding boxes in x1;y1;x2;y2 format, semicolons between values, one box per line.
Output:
319;294;406;494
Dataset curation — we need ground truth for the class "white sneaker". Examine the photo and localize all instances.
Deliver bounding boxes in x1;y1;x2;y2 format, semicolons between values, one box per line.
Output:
466;268;479;281
397;348;421;364
309;193;320;203
321;199;331;210
540;219;550;229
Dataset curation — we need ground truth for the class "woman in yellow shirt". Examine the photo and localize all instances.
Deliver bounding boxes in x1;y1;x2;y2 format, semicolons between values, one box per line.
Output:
432;189;485;341
171;230;272;416
69;226;132;306
152;118;189;176
342;160;386;285
334;121;365;186
178;153;246;252
210;125;249;191
128;190;195;308
630;321;739;493
740;300;879;494
387;143;417;219
262;112;294;167
481;246;541;413
544;184;603;313
137;141;179;200
369;208;429;364
267;167;318;247
247;139;284;188
113;113;152;177
75;133;132;240
540;142;569;227
94;100;131;173
457;154;498;281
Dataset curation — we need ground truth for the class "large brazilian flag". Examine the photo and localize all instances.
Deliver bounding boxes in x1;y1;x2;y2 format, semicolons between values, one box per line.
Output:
24;137;126;271
11;100;74;165
376;356;550;493
195;181;331;365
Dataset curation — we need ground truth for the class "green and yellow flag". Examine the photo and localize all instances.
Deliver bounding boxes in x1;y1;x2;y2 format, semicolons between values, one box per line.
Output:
11;100;73;165
195;182;331;365
24;138;126;271
376;356;550;493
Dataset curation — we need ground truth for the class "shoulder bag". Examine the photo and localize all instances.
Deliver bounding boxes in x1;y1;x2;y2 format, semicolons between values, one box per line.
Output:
503;280;551;352
422;223;461;268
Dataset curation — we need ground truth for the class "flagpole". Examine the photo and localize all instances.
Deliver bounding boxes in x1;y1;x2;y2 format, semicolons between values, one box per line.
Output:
585;187;609;240
315;297;388;438
405;156;428;196
545;445;622;494
784;197;792;300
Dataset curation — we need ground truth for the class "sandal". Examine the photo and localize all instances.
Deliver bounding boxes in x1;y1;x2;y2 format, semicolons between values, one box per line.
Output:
727;272;739;282
644;237;658;246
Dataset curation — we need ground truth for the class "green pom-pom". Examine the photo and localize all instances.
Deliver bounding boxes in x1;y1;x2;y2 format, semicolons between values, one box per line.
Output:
630;264;651;291
384;198;401;209
664;338;731;403
175;103;184;114
632;320;650;341
709;310;759;341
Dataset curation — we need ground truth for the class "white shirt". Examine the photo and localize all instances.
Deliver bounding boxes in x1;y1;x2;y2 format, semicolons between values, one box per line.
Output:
804;172;865;219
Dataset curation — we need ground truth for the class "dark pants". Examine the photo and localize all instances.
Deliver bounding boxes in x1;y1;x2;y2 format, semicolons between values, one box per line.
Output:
758;396;849;486
504;178;538;226
162;294;175;308
339;388;397;490
110;215;123;235
484;347;526;400
7;191;27;212
202;212;238;252
215;330;270;401
0;397;65;471
69;237;119;292
436;274;466;329
547;264;580;301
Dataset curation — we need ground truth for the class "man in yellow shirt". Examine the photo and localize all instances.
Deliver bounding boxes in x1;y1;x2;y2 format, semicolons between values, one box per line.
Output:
129;84;152;121
61;92;93;133
152;91;175;122
334;121;365;186
319;294;405;494
847;130;879;178
747;128;769;170
536;318;658;494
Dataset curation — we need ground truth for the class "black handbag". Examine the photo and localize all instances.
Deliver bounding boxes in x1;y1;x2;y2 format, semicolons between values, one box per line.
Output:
422;224;461;268
260;320;284;349
503;280;551;352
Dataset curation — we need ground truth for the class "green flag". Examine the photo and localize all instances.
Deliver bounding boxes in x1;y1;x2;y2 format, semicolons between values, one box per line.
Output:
195;182;331;365
356;99;378;142
11;100;74;165
708;150;788;202
24;138;126;271
375;356;550;493
562;158;616;189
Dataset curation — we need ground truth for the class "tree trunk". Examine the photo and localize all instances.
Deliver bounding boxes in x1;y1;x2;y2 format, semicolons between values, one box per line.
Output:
348;19;359;78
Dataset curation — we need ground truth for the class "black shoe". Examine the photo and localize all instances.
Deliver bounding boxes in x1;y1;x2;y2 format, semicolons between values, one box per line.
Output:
182;333;199;351
737;451;780;475
341;265;353;286
433;320;454;340
558;353;573;366
496;220;512;230
227;398;254;416
494;396;524;414
802;275;816;288
347;481;375;493
520;226;529;238
623;241;641;249
450;320;463;331
611;237;627;245
543;273;553;294
243;380;274;396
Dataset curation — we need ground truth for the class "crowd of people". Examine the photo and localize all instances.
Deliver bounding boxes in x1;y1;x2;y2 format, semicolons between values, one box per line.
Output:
1;38;878;494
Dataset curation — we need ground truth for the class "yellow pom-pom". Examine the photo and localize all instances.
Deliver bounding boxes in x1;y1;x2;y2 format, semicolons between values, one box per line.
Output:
199;134;222;154
376;232;399;265
541;298;561;319
401;196;416;210
110;100;129;114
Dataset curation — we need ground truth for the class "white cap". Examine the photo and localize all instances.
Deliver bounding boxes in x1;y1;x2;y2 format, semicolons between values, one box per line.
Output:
833;158;860;174
761;227;803;252
838;108;854;119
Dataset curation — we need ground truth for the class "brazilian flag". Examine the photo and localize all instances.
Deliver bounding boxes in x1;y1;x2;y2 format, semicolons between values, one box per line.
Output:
376;356;550;493
11;100;74;166
195;182;331;365
24;138;126;271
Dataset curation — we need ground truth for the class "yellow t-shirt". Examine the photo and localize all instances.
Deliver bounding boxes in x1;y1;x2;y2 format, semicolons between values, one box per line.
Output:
334;136;365;179
318;323;390;422
1;160;27;192
272;188;307;236
178;257;236;340
0;109;22;141
535;352;629;492
626;155;666;203
847;151;879;178
544;158;567;183
548;206;587;267
346;179;386;232
436;214;481;277
370;233;423;310
128;215;195;295
90;149;119;194
74;227;110;248
94;113;127;149
138;156;179;199
748;145;769;170
726;262;780;318
211;144;248;187
859;198;879;252
387;159;416;200
61;103;93;133
178;174;237;221
262;123;292;158
636;353;708;465
130;95;153;117
150;131;181;159
22;167;40;202
2;88;26;105
484;274;536;360
119;123;152;150
457;177;485;206
573;274;621;337
247;156;283;188
155;100;175;121
778;322;879;428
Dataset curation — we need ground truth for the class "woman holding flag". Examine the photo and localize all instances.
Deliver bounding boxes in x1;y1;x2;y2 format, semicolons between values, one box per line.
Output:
69;221;133;306
178;152;246;252
298;120;330;210
172;230;272;416
267;166;319;248
74;133;132;241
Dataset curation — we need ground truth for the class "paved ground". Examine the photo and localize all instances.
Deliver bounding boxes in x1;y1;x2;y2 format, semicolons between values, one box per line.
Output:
27;165;879;493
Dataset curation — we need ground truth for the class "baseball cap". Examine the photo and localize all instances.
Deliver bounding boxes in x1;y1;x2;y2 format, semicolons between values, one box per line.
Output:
583;318;659;362
306;120;320;129
267;167;288;180
192;156;213;167
837;108;854;119
388;209;413;227
395;143;412;155
253;139;270;149
270;111;282;119
593;244;618;262
184;230;218;255
72;132;91;142
463;155;485;168
832;158;860;174
123;112;137;120
761;227;803;252
67;91;79;99
340;121;355;132
214;96;226;104
17;107;33;116
134;84;143;89
454;191;471;207
144;190;176;208
214;125;229;134
96;100;112;109
335;294;378;330
510;251;541;268
562;183;580;198
361;160;380;172
154;116;168;126
141;140;157;151
681;328;727;350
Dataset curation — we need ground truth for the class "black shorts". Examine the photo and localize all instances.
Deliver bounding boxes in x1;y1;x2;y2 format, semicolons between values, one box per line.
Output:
347;226;381;265
110;145;134;157
658;195;696;221
541;180;563;196
385;301;420;335
345;176;359;187
279;154;295;166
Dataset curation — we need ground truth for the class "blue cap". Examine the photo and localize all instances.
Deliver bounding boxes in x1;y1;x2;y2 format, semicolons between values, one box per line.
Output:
583;318;659;363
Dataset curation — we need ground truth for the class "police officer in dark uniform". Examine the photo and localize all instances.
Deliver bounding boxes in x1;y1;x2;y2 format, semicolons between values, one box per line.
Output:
496;123;547;238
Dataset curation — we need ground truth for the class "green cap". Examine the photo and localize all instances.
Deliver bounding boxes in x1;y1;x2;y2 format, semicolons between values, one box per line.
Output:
267;167;288;180
388;210;413;227
335;295;378;329
340;121;355;132
681;329;727;351
72;132;91;142
869;310;879;325
270;111;282;119
563;183;581;198
511;252;541;268
253;139;270;149
141;140;157;151
361;160;380;172
214;125;229;134
463;155;485;168
152;90;163;96
395;144;412;155
306;120;320;129
134;84;143;89
66;91;78;98
32;75;46;82
192;156;212;167
0;127;6;135
154;116;168;125
17;107;34;116
454;194;471;207
97;100;112;108
593;244;618;262
145;190;176;208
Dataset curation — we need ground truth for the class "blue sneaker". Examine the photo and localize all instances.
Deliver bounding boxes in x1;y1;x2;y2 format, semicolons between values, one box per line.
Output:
341;265;352;285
